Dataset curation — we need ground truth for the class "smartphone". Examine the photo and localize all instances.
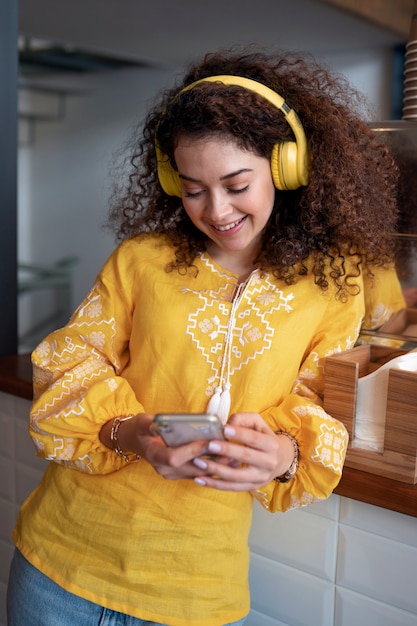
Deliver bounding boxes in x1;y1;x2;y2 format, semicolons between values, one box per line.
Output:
151;413;224;447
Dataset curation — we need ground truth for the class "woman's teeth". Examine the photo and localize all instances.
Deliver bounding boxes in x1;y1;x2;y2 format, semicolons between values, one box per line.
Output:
214;218;244;232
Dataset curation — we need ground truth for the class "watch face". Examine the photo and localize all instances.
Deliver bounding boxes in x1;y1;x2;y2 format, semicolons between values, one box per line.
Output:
280;472;293;482
274;467;295;483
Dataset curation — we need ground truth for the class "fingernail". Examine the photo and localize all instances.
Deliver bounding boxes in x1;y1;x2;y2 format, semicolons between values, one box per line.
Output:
193;457;208;470
208;441;222;453
194;477;206;486
224;425;236;437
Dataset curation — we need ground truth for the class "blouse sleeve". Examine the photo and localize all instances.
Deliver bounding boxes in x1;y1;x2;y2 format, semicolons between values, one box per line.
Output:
361;264;405;329
29;243;144;475
253;283;361;513
252;264;407;514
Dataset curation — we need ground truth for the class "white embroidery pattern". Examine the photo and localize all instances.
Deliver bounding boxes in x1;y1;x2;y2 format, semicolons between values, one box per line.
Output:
293;405;346;473
252;487;324;511
369;303;395;329
287;492;324;510
185;271;294;397
252;488;270;509
31;283;119;469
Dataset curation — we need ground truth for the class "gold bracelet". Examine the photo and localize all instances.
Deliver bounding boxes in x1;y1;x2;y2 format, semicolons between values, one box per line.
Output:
110;415;141;463
273;431;299;483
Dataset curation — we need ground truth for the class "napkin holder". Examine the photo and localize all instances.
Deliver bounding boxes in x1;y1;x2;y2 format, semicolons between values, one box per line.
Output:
324;344;417;483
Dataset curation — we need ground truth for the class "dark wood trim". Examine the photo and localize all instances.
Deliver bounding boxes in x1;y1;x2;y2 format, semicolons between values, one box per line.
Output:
0;0;18;356
0;354;33;400
335;467;417;518
319;0;414;37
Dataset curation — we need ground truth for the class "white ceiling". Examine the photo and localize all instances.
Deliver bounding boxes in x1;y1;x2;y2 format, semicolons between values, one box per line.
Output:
18;0;406;70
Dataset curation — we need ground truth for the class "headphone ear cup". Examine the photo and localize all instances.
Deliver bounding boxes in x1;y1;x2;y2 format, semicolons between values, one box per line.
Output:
157;160;182;197
155;142;182;197
271;141;300;191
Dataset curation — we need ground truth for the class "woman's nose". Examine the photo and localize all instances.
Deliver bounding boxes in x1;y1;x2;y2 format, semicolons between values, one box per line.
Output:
205;192;232;221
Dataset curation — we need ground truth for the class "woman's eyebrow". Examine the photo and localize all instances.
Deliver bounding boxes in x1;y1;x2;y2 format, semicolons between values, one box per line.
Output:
178;168;253;183
220;168;253;181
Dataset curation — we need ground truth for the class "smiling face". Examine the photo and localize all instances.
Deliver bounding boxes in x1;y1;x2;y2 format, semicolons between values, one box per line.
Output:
174;136;276;276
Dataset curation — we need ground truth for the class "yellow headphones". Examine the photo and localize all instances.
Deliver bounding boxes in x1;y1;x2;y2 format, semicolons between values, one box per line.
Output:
156;74;309;197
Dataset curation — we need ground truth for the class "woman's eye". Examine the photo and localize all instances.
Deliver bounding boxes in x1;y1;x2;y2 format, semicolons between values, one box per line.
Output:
184;189;204;198
229;185;249;194
183;184;249;198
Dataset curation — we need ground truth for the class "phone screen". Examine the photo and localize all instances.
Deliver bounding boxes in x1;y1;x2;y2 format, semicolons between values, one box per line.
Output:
152;413;224;447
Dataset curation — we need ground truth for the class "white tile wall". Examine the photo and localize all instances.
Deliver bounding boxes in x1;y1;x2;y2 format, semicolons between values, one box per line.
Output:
1;389;417;626
249;505;339;581
0;392;45;626
334;587;417;626
249;553;336;626
248;497;417;625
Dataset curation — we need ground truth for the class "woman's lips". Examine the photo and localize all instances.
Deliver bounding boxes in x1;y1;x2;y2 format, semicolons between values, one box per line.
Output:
212;216;246;232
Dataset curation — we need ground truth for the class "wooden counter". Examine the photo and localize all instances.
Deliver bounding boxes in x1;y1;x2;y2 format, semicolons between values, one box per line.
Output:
0;353;33;400
1;354;416;518
334;467;417;517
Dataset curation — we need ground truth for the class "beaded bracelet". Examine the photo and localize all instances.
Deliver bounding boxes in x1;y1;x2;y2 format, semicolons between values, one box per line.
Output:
274;431;299;483
110;415;141;463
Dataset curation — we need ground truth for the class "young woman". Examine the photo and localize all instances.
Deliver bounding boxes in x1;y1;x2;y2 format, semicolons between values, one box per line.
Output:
7;48;405;626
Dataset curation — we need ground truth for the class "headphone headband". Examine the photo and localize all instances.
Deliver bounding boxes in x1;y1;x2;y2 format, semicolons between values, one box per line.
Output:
156;74;309;195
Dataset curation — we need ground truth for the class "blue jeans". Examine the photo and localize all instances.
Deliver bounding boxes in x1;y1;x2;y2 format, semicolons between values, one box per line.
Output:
7;549;247;626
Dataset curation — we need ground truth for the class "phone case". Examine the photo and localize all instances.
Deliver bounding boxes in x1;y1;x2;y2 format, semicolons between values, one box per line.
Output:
152;413;224;447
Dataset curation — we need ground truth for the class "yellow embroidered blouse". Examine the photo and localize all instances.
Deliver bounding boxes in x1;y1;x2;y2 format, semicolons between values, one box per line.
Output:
13;235;405;626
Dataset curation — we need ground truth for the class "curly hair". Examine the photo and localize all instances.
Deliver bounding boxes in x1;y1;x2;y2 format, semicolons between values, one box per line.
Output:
107;47;399;296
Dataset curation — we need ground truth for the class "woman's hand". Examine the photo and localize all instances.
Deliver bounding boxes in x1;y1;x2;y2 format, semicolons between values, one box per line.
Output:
101;413;223;480
101;412;296;488
403;287;417;308
138;414;221;480
191;412;296;491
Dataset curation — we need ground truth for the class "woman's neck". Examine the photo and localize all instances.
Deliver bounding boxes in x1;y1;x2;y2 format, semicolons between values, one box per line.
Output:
205;243;259;282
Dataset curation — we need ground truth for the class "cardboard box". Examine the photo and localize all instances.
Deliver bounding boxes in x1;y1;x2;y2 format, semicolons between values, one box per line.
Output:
324;344;417;483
